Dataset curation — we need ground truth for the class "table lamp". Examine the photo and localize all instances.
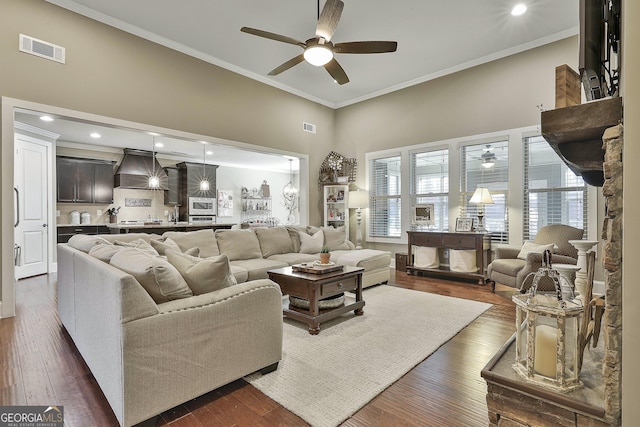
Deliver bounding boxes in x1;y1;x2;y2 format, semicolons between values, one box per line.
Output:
469;187;494;232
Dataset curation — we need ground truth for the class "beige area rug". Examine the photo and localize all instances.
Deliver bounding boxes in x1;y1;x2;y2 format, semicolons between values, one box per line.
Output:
245;285;491;427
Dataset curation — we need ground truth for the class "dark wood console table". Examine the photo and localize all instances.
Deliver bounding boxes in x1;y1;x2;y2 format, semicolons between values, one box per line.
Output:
406;231;491;284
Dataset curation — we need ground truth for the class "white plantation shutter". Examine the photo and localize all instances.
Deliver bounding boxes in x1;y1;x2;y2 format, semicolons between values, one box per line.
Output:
369;155;402;238
523;135;588;240
460;141;509;243
410;148;449;231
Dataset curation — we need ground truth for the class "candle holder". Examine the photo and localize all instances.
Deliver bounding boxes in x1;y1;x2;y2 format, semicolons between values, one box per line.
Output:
512;250;584;392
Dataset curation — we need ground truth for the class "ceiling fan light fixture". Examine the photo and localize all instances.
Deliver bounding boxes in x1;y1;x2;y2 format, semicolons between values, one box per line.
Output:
304;44;333;66
482;159;495;168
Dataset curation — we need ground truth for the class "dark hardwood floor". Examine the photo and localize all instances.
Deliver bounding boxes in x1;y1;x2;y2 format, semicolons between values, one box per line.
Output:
0;271;516;427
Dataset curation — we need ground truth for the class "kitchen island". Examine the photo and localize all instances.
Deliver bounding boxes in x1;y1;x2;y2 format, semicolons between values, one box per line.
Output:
106;221;235;234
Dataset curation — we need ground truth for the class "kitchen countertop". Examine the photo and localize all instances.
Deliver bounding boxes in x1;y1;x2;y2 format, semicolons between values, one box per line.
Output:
105;222;236;229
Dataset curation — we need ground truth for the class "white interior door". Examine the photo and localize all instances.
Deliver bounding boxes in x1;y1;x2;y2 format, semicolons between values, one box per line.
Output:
14;135;49;279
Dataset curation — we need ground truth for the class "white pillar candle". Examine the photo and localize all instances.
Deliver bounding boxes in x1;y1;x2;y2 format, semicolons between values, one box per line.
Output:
534;324;557;378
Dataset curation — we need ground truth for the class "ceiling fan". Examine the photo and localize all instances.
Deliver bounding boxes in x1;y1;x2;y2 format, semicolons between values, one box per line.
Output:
240;0;397;85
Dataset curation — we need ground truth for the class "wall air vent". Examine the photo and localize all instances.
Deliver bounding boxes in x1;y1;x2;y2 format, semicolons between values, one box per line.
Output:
19;34;65;64
303;122;317;134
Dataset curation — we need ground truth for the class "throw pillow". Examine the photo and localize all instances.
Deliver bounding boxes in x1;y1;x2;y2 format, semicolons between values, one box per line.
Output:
88;244;125;263
67;234;112;253
184;247;200;257
322;226;351;251
215;229;262;260
286;225;307;253
517;241;555;260
110;248;193;303
149;237;182;255
299;229;324;254
162;229;219;258
166;250;237;295
255;227;295;257
114;239;159;256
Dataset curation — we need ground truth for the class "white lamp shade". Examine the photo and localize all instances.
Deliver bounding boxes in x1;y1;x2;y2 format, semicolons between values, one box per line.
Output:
349;190;370;209
469;187;494;204
304;45;333;66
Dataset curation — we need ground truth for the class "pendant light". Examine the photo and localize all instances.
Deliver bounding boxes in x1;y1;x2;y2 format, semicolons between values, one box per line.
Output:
148;136;160;189
199;142;210;191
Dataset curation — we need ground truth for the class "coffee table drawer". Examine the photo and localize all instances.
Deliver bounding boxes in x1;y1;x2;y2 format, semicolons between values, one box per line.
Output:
322;276;357;297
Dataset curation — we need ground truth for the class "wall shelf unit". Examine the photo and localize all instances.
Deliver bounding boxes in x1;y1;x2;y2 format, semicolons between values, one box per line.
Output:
323;184;349;238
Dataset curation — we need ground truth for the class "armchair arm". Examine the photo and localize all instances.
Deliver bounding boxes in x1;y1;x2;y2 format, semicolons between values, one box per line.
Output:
494;246;521;259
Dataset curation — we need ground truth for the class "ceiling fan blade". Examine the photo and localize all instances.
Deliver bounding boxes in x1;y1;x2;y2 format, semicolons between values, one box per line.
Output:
316;0;344;41
268;54;305;76
241;27;305;47
324;58;349;85
334;41;398;54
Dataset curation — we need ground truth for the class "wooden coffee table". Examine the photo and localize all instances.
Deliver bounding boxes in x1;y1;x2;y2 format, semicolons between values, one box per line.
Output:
267;265;365;335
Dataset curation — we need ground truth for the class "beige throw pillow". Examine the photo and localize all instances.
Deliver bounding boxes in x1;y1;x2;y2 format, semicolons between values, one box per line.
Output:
110;248;192;303
166;250;237;295
517;241;555;260
255;227;295;257
150;237;182;255
88;244;125;263
114;239;159;256
322;226;350;251
162;229;219;258
67;234;112;253
215;229;262;260
299;229;324;254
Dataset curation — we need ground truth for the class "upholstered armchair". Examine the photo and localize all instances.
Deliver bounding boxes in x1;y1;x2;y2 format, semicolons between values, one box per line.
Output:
487;224;584;291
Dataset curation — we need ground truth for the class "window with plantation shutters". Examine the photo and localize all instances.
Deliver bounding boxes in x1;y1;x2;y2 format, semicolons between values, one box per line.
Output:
410;148;448;231
369;155;402;238
460;141;509;243
524;135;588;240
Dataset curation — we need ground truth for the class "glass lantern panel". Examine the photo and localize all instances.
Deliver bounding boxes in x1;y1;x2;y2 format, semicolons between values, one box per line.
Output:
515;305;528;368
563;315;580;378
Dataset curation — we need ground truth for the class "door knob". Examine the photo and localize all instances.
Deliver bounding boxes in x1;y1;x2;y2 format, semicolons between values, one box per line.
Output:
42;223;48;228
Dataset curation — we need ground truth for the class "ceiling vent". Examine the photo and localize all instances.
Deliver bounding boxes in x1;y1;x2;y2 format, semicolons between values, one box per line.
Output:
19;34;65;64
303;122;317;134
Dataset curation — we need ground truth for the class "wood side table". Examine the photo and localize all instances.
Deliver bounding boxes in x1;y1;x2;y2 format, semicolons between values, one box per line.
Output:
267;265;365;335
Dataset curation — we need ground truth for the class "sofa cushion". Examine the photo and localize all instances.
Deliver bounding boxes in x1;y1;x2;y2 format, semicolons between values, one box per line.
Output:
67;234;112;253
489;258;526;277
150;237;182;255
110;248;193;303
114;239;159;256
166;251;237;295
332;249;392;271
286;225;308;253
88;243;125;263
230;258;289;281
255;227;295;257
101;233;158;244
517;241;555;260
215;229;262;261
230;265;249;283
299;229;324;254
162;229;219;258
322;226;351;251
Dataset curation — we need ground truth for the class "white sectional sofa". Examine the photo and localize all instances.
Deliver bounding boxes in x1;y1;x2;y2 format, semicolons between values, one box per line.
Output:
57;225;391;426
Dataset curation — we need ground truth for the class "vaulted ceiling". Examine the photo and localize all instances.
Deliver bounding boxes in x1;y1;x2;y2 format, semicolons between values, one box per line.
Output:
46;0;579;108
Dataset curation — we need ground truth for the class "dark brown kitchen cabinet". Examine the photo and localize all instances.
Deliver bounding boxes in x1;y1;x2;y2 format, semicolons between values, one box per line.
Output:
57;157;115;203
163;167;180;206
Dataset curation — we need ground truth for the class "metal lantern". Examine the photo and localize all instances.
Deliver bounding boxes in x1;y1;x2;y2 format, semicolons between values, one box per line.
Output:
512;250;584;392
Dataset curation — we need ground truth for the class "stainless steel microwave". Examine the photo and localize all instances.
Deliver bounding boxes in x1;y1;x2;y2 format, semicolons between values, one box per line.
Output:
188;197;216;216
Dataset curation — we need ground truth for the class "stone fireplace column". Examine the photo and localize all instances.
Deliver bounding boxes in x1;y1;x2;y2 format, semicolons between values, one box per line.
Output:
601;124;623;425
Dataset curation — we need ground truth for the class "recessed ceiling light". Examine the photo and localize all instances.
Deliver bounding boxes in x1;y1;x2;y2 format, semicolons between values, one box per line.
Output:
147;132;161;136
511;4;527;16
154;142;164;148
40;115;54;122
90;132;101;139
206;150;213;155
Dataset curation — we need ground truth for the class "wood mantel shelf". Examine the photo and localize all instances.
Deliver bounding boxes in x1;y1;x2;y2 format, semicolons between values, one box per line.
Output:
541;96;622;186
